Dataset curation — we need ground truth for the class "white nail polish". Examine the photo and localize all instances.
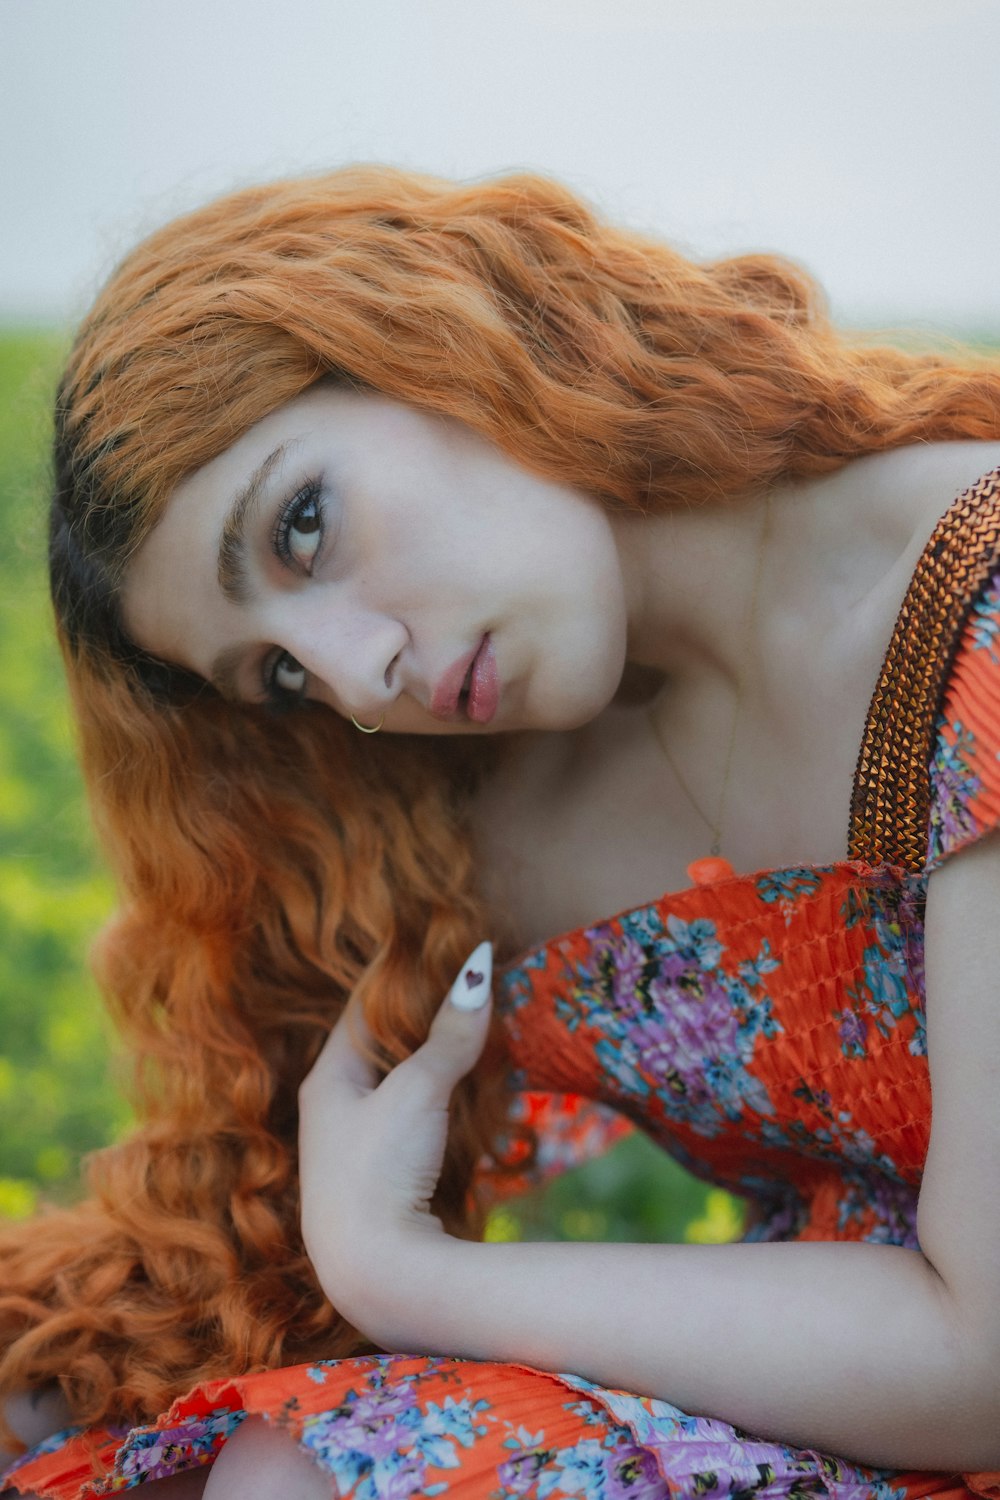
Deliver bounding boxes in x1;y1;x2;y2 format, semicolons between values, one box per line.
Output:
448;940;493;1010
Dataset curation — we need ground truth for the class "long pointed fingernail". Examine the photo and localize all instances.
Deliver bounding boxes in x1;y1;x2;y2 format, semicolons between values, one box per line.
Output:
448;941;493;1010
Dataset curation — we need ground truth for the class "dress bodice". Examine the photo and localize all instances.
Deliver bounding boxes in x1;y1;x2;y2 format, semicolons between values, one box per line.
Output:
498;859;928;1244
494;467;1000;1249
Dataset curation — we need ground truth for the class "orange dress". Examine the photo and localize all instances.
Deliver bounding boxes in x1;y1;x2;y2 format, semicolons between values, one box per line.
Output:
6;470;1000;1500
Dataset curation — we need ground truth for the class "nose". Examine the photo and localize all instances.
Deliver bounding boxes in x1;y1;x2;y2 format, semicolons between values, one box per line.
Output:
277;593;409;719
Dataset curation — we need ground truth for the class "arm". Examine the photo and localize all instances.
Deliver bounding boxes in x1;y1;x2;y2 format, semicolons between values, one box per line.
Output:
300;845;1000;1472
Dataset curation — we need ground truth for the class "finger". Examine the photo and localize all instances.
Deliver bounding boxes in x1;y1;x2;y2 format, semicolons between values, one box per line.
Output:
445;941;493;1013
307;989;379;1098
401;941;494;1104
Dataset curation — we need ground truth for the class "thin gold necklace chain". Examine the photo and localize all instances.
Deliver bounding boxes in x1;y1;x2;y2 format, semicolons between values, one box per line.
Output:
647;492;773;858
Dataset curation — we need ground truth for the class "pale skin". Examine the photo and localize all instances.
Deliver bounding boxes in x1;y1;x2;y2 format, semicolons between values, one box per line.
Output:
9;393;1000;1495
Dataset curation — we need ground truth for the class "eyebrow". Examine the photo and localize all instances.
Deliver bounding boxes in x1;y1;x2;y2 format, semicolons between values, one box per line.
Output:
216;441;289;606
209;440;292;700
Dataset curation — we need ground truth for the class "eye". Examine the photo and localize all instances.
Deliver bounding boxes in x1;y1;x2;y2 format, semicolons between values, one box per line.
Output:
273;481;325;572
264;649;307;708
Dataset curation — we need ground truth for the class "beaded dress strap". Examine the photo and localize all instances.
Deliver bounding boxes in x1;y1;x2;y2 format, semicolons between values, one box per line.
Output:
848;467;1000;872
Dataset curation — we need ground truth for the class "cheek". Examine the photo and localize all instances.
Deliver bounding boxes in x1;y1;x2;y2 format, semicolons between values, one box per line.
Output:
530;577;629;730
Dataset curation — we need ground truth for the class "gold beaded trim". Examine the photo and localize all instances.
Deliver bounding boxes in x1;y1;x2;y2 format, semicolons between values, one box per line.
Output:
848;466;1000;871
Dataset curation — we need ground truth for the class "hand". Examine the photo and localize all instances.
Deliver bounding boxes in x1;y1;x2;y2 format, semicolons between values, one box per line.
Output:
298;942;493;1340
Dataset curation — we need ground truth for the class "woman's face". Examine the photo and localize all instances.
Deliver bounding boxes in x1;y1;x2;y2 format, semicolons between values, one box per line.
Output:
122;385;630;735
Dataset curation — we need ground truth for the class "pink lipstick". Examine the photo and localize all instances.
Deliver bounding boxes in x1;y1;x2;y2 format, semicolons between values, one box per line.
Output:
431;643;480;720
467;635;499;724
430;636;500;723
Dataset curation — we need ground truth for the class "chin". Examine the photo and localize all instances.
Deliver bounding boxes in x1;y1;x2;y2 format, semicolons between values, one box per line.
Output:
533;675;622;733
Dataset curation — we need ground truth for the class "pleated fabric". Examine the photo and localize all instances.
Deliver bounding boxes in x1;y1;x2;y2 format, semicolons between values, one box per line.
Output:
2;1356;990;1500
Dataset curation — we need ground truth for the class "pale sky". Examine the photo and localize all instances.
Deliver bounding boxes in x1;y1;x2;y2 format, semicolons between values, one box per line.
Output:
2;0;998;330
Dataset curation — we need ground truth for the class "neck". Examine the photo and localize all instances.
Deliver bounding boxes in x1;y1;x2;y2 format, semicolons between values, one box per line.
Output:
611;484;776;689
610;449;939;691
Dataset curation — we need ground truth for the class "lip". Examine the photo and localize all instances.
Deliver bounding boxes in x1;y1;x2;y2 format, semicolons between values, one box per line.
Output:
429;635;500;724
430;642;481;720
467;634;499;724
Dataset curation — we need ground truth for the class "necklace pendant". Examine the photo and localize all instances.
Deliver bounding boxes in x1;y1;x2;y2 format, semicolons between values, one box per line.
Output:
687;854;736;886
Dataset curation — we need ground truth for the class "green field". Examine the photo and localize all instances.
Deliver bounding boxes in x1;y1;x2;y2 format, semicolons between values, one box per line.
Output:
0;332;128;1220
0;330;733;1245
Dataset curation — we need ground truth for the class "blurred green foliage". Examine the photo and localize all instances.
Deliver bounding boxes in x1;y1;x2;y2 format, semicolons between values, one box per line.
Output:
0;330;733;1244
488;1135;742;1246
0;331;128;1217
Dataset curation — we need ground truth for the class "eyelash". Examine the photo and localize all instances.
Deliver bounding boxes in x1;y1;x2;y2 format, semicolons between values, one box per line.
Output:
261;656;305;712
271;479;325;569
262;479;326;709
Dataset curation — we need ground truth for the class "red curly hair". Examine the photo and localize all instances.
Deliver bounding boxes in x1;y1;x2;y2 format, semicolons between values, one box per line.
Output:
3;164;1000;1438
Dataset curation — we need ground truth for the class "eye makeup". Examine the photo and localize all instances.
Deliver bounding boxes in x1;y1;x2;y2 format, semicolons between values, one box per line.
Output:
259;477;328;707
272;479;327;573
262;647;308;709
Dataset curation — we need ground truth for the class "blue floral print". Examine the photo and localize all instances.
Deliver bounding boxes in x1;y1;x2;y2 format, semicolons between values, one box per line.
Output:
970;574;1000;662
927;721;982;864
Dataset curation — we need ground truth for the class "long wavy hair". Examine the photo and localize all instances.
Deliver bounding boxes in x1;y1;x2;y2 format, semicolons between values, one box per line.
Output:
3;164;1000;1438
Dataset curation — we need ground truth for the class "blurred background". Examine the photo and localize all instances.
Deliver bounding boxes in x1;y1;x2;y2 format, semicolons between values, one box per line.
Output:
2;0;998;1243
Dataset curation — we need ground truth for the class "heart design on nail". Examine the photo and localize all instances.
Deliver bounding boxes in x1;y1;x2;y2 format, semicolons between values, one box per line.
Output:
465;969;484;988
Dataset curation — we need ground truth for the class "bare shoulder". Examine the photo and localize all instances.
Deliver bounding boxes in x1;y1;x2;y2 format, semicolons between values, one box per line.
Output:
856;439;1000;535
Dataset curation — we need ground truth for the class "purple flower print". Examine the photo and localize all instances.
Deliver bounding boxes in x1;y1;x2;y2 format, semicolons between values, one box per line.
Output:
499;1444;557;1495
836;1172;918;1248
298;1368;489;1500
894;880;926;996
648;969;740;1061
118;1433;190;1483
115;1411;243;1485
602;1441;664;1499
568;912;780;1138
742;1190;808;1242
607;933;653;1018
928;720;981;862
836;1006;868;1059
815;1464;907;1500
304;1415;427;1500
327;1386;420;1462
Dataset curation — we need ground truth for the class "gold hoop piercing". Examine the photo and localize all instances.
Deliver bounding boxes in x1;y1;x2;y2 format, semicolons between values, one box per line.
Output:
351;714;384;734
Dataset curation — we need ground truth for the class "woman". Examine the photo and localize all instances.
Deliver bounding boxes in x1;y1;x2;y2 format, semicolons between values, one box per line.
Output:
1;165;999;1499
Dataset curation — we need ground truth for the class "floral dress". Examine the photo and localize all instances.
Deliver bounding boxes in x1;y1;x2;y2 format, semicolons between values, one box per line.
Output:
6;470;1000;1500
